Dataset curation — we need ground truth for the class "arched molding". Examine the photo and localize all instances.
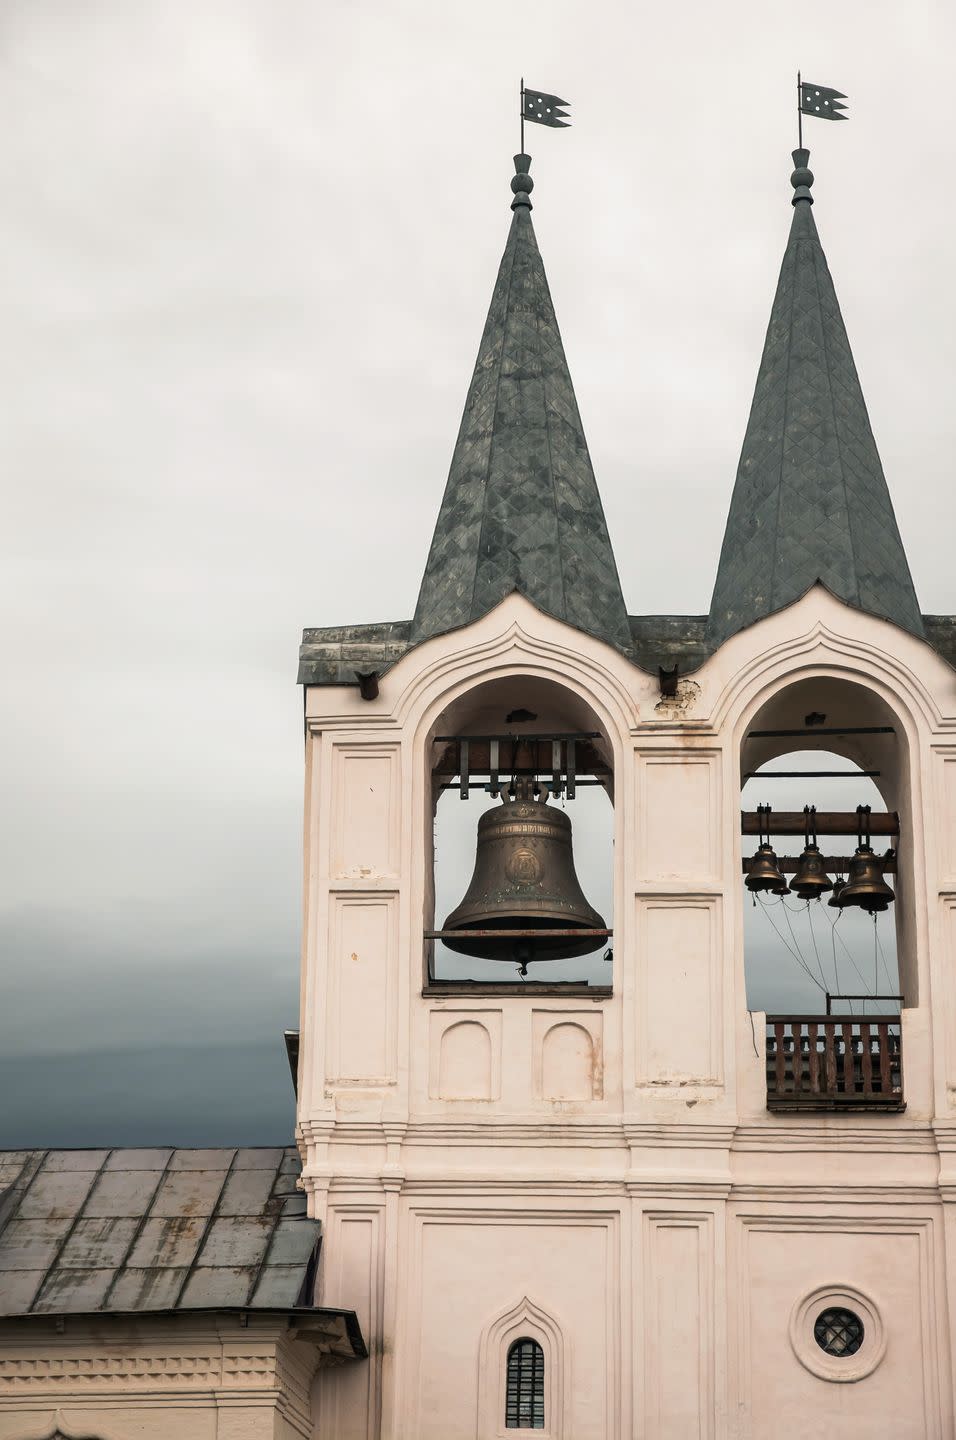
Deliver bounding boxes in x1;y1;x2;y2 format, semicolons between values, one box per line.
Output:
710;605;944;741
408;627;629;800
477;1295;566;1438
387;597;640;752
539;1021;598;1102
438;1018;494;1100
728;654;922;771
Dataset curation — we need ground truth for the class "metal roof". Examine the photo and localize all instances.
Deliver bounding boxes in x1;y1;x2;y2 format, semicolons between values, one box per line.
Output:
295;150;952;688
707;148;924;650
0;1146;323;1318
409;156;632;656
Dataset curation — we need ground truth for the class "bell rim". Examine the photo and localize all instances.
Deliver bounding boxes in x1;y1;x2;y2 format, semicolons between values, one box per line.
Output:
440;926;609;963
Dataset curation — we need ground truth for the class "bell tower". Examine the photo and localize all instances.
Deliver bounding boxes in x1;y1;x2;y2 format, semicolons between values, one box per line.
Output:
296;149;956;1439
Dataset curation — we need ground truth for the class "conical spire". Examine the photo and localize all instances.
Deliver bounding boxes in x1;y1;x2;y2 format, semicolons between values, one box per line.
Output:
707;149;923;649
410;156;631;653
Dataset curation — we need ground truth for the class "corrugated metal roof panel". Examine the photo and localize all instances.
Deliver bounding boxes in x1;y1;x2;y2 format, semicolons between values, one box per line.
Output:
149;1167;228;1219
218;1166;278;1216
126;1216;206;1269
58;1217;140;1270
83;1167;164;1218
33;1267;115;1313
41;1150;111;1173
106;1264;190;1311
179;1265;256;1308
103;1148;173;1171
200;1217;272;1268
251;1263;308;1307
234;1147;284;1170
0;1218;71;1271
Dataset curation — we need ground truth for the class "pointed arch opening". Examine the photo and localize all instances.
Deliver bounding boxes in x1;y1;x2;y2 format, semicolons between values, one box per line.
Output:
424;675;614;993
478;1295;565;1439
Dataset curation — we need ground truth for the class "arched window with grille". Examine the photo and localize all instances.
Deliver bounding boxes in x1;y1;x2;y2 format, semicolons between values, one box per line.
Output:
505;1336;545;1429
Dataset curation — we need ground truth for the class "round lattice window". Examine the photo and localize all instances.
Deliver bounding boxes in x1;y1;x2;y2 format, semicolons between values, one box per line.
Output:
813;1307;864;1357
789;1285;885;1382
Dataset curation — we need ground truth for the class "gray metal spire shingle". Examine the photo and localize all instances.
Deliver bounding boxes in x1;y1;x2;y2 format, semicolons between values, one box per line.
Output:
707;149;923;649
410;156;631;653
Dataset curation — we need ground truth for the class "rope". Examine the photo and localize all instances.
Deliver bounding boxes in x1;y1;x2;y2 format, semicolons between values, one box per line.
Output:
756;895;826;992
827;908;876;1001
782;896;829;992
874;922;895;994
805;900;832;992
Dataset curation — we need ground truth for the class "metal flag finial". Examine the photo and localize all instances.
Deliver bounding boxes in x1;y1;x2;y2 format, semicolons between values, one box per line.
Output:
519;80;571;155
797;71;848;147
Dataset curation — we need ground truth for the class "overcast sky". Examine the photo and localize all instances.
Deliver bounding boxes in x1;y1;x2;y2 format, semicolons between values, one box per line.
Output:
2;1;952;1145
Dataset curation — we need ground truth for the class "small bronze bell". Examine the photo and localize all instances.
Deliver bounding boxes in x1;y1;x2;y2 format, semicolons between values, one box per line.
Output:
442;778;606;963
791;844;832;900
838;846;895;914
828;877;846;908
746;842;787;894
791;808;833;901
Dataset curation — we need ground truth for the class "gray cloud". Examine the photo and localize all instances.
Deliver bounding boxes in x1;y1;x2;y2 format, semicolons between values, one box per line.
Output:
1;0;948;1142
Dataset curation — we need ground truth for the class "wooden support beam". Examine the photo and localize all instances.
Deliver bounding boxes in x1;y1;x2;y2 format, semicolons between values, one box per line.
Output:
741;810;899;836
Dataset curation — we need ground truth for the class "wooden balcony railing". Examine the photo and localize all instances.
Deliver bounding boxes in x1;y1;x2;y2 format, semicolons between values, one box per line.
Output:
765;1015;904;1112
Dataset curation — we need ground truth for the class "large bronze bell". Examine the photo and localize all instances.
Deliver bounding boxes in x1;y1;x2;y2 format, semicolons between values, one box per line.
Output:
791;844;833;901
442;778;606;963
837;846;895;914
746;842;787;894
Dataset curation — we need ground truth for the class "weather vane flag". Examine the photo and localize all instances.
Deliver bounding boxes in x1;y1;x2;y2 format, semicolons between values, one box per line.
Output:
519;79;571;152
797;71;848;146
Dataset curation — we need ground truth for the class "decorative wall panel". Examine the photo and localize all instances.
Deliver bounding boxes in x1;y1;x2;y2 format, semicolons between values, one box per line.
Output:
326;894;397;1084
937;751;956;888
319;1208;382;1440
636;752;720;886
406;1210;618;1440
330;745;401;879
636;898;721;1085
643;1213;714;1439
736;1215;943;1439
